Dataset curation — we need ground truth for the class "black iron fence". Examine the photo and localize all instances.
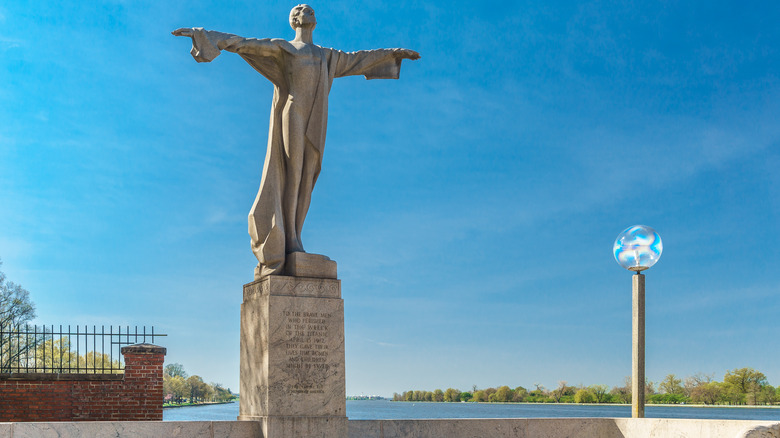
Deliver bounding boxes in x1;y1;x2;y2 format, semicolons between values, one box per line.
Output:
0;324;166;374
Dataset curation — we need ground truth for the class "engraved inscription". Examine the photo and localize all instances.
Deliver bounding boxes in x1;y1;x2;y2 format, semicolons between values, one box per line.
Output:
283;310;334;394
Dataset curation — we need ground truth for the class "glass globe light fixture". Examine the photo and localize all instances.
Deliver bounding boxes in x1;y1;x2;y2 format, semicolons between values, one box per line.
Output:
613;225;663;272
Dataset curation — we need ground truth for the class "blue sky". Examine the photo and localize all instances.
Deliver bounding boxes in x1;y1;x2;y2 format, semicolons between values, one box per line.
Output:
1;0;778;396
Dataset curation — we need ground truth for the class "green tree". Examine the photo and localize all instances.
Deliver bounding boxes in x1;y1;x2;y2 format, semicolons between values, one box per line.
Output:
493;386;513;402
512;386;528;402
165;363;188;379
201;381;215;402
589;384;610;403
760;385;777;405
443;388;461;402
458;391;472;402
432;389;444;402
551;381;567;403
689;381;723;405
723;368;768;405
79;350;120;372
0;260;37;373
472;390;487;402
165;375;188;404
645;380;656;397
684;373;713;399
33;337;77;372
187;375;209;403
0;259;35;328
609;377;631;404
574;389;596;403
610;384;631;404
648;392;687;404
659;374;684;396
211;383;235;402
528;384;549;402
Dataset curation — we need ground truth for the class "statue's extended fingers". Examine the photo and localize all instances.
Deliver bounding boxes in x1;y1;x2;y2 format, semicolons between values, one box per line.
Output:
172;28;194;37
393;49;420;60
400;50;420;60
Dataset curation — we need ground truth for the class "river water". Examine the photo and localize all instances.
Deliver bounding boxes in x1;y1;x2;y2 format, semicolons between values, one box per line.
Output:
163;400;780;422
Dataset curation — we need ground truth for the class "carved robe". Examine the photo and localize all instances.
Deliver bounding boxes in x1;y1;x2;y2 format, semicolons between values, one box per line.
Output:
186;29;406;278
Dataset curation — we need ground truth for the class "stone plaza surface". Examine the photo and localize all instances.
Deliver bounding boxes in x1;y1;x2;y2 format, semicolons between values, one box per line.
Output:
1;418;779;438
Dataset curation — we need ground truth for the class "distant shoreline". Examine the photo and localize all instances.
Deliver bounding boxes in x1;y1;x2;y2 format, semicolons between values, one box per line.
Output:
390;401;780;409
163;401;236;409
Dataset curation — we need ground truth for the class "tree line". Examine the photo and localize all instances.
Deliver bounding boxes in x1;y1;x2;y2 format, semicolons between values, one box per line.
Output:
163;363;237;405
394;368;779;406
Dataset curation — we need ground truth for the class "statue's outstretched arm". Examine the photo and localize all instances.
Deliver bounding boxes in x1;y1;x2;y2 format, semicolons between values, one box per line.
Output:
172;28;281;63
331;48;420;80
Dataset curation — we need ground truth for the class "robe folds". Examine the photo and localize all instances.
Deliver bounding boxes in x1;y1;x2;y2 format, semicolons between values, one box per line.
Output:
187;29;406;278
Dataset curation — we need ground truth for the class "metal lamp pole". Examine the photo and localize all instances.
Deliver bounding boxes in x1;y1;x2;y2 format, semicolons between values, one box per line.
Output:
614;225;662;420
631;270;646;418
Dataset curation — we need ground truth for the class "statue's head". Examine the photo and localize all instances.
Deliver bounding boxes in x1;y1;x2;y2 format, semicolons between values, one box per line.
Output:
289;4;316;30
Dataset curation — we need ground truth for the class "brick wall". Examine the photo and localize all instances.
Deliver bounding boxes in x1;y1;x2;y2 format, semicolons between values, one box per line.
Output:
0;343;166;422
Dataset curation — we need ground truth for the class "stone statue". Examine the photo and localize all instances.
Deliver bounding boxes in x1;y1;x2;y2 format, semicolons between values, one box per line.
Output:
173;5;419;280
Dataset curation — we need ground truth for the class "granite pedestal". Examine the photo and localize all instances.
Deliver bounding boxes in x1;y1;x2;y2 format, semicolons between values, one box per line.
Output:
239;258;346;438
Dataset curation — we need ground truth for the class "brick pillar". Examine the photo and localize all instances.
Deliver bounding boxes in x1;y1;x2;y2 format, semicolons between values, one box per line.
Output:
121;343;167;420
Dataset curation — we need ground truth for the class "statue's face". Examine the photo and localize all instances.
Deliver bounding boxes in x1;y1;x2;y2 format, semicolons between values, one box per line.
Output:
289;4;316;30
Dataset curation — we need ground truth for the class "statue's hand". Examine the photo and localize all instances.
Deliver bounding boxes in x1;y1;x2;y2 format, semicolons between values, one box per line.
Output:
172;28;194;37
393;49;420;60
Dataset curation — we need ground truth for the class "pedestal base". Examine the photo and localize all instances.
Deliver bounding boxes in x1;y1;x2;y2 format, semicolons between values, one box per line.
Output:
240;274;346;438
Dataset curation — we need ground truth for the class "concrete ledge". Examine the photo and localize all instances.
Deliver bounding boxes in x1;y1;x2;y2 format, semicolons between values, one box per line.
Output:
0;418;777;437
349;418;622;438
613;418;780;438
0;421;262;438
349;418;780;438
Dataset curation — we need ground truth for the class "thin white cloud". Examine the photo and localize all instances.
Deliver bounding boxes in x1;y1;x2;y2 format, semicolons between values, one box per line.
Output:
661;283;779;316
0;36;23;50
34;111;49;122
205;207;236;226
0;237;33;259
361;337;403;348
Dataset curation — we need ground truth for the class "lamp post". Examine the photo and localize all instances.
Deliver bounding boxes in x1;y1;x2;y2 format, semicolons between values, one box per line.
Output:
613;225;662;419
